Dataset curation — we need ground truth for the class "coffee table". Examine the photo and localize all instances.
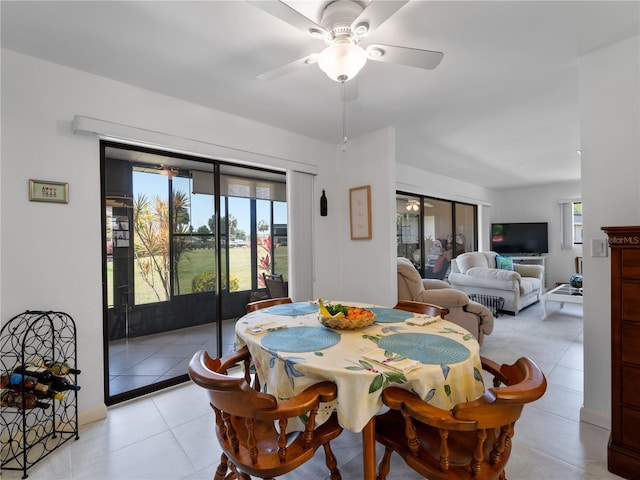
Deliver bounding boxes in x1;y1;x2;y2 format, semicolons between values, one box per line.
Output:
541;284;583;320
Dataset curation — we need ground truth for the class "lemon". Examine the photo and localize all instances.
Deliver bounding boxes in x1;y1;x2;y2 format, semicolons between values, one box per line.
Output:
318;299;332;317
318;299;344;318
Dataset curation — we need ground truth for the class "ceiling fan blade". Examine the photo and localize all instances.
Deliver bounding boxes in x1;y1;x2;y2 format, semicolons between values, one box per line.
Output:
340;79;358;102
351;0;409;35
367;44;444;70
257;54;318;81
248;0;328;37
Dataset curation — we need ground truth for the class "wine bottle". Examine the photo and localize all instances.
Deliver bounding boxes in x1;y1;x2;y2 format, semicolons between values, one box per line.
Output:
49;376;81;392
13;365;55;384
35;388;65;401
12;367;79;393
0;390;50;410
320;190;328;216
6;373;38;390
4;373;64;399
44;361;81;376
1;373;12;388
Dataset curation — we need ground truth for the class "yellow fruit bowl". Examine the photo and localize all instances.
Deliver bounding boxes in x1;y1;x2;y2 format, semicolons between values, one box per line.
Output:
317;301;376;330
318;313;375;330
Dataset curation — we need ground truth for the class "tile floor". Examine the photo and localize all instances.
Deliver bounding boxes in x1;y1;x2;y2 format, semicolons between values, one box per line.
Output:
1;301;625;479
107;320;239;396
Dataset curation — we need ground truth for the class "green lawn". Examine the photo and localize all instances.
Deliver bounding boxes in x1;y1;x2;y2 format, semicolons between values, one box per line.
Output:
107;245;288;306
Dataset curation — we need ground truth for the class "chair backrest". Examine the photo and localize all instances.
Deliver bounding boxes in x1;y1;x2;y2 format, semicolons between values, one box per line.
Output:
378;356;546;479
188;347;342;479
189;348;277;415
394;300;448;319
397;257;425;300
246;296;293;312
454;251;494;273
263;273;287;298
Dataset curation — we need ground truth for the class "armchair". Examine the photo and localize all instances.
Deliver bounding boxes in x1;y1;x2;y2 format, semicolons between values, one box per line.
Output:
448;251;544;315
397;257;494;345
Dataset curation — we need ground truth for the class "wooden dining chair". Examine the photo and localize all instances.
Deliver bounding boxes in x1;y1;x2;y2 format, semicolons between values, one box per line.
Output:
246;296;293;313
262;273;288;299
188;347;343;480
394;300;448;318
375;356;547;480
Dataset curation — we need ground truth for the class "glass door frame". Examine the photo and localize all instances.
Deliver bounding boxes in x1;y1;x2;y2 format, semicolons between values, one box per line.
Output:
396;191;478;278
100;140;287;405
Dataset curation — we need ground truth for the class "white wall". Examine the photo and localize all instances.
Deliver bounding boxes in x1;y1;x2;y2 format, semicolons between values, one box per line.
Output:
0;50;405;422
340;128;397;307
397;163;496;209
491;181;583;286
0;50;340;422
396;163;497;251
579;35;640;429
311;127;398;306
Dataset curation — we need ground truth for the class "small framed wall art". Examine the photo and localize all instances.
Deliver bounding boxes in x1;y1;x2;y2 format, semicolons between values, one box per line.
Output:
29;179;69;204
349;185;372;240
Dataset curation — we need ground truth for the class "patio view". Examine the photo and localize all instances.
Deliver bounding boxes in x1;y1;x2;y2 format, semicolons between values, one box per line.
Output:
103;143;287;402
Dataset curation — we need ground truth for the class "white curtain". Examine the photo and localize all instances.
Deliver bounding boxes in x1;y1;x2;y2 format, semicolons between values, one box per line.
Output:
287;170;314;301
559;200;575;250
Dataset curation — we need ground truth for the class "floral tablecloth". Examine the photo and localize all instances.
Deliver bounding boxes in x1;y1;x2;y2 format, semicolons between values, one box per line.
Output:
235;302;485;433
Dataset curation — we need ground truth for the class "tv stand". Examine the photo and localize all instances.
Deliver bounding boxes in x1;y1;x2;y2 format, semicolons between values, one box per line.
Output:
511;255;547;289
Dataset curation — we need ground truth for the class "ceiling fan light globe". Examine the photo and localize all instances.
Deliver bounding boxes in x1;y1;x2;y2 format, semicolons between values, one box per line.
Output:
318;42;367;82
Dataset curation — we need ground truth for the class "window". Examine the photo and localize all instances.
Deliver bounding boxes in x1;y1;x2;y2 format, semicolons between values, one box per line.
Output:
255;199;288;288
106;165;288;308
573;202;583;244
172;175;217;296
396;193;477;279
132;169;170;304
560;199;581;249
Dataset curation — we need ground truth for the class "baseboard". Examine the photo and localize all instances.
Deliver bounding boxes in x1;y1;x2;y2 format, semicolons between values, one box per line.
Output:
79;403;108;426
580;406;611;430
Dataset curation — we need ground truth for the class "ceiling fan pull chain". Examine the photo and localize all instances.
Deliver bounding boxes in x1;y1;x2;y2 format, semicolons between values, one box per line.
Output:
341;82;348;151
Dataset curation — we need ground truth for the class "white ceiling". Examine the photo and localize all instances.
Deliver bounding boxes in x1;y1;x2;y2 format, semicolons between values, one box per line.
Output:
2;1;638;189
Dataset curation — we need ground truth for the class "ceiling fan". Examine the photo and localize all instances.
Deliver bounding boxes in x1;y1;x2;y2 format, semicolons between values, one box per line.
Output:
249;0;444;86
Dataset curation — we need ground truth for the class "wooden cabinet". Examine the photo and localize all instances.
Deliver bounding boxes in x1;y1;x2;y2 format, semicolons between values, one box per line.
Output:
603;226;640;479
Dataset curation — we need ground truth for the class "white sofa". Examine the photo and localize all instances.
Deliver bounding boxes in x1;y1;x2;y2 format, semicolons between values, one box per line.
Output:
448;251;544;315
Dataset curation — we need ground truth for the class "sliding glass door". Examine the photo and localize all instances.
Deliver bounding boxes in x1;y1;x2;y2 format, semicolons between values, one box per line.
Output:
396;192;477;279
102;142;286;404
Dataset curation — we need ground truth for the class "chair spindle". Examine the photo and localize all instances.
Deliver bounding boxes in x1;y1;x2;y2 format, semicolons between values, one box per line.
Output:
303;407;318;447
278;418;288;462
402;411;420;455
222;411;239;453
439;428;450;471
472;428;488;475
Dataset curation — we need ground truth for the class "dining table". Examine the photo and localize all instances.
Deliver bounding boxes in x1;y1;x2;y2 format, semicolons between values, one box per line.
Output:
234;300;485;480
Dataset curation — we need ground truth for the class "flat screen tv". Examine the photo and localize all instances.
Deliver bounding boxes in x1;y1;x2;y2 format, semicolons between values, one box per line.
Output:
490;222;549;255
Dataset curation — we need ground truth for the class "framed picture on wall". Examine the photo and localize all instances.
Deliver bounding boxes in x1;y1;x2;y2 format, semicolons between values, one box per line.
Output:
349;185;372;240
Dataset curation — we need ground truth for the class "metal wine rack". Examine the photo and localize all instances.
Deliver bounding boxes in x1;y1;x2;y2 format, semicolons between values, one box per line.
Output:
0;311;80;478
